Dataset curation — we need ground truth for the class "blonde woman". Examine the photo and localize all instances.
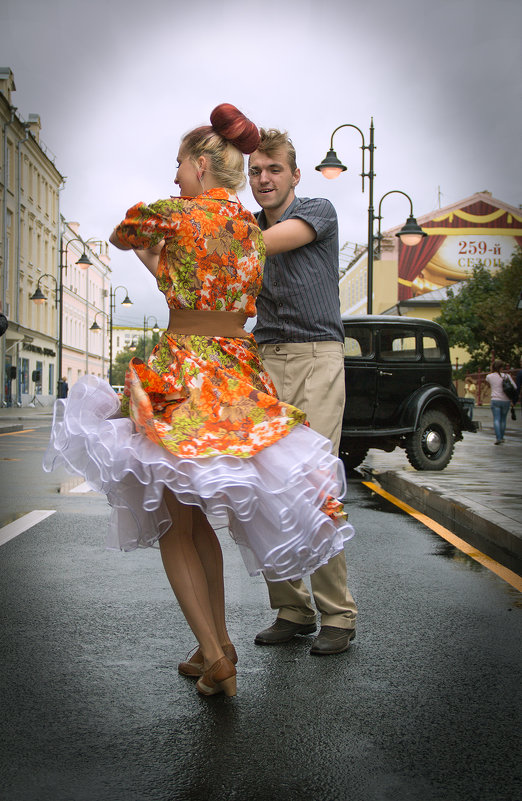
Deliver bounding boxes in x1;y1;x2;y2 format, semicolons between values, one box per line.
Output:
45;105;353;698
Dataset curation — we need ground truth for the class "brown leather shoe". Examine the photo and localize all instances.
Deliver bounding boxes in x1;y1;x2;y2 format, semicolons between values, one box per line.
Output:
254;618;317;645
178;643;238;677
196;657;237;697
310;625;355;655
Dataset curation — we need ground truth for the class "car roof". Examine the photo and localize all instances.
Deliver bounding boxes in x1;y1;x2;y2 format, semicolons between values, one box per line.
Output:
342;315;443;330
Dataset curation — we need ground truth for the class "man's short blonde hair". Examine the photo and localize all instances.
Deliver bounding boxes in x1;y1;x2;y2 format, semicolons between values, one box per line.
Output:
255;128;298;173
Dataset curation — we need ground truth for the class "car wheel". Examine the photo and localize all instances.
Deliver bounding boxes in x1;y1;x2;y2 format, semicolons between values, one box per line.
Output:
405;410;455;471
339;443;369;472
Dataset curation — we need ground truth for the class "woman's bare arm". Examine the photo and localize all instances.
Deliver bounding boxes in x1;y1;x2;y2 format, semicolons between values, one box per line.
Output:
109;230;165;277
133;241;165;276
262;219;316;256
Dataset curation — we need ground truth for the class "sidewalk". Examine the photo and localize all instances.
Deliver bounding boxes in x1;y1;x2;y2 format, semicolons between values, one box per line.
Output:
2;402;521;573
358;404;522;574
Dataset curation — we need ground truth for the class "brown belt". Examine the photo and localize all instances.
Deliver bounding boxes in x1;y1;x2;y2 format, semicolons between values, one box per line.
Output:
167;309;249;338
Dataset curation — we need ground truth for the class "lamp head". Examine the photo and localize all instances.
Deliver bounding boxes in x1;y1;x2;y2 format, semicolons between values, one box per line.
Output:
396;216;427;247
30;287;47;304
121;294;133;307
76;252;92;269
315;149;347;180
90;320;102;331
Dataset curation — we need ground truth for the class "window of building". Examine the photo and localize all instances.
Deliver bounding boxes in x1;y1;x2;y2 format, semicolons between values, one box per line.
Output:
21;358;29;394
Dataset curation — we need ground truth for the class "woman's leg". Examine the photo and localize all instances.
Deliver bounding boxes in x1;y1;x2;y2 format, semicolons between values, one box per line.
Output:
499;401;510;440
191;507;233;646
491;401;502;442
159;489;224;667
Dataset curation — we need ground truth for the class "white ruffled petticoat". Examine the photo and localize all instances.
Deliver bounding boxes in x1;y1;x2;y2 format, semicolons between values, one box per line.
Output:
43;375;354;581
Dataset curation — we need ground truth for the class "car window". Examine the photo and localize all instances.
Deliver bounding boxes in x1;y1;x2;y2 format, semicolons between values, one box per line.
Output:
344;327;373;358
422;334;443;360
379;330;418;361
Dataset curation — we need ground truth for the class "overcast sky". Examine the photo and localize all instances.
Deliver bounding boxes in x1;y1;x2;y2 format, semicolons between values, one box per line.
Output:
1;0;521;328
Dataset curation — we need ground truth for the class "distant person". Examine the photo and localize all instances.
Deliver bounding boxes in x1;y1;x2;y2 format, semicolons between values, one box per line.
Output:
485;359;516;444
58;378;68;399
248;128;358;656
44;104;353;699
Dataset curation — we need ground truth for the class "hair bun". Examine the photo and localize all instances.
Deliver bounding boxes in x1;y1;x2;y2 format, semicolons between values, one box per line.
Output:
210;103;260;154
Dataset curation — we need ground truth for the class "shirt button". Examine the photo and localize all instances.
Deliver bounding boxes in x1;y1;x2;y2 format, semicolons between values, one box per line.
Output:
275;346;281;353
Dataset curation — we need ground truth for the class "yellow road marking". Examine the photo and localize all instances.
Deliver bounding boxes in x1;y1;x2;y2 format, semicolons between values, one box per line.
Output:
362;480;522;592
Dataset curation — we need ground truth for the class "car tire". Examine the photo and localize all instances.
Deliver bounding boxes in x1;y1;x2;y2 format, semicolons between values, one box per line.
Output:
405;409;455;471
339;443;369;472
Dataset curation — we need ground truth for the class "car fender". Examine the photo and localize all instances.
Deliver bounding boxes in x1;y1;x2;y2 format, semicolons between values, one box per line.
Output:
399;385;463;430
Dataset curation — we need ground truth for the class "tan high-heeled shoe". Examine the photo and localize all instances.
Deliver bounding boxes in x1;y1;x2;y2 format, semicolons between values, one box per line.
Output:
196;656;237;697
178;643;238;677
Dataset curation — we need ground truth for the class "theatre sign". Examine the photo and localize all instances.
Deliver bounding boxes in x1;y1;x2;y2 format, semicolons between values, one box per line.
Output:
395;192;522;300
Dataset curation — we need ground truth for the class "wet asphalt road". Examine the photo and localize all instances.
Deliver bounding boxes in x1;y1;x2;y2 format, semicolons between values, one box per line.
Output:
1;427;521;801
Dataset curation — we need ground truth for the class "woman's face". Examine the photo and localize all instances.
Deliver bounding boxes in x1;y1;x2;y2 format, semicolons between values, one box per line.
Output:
174;148;201;197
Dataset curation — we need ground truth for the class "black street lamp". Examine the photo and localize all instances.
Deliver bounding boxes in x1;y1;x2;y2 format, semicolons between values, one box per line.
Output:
316;120;425;314
143;315;160;361
30;237;93;396
89;310;110;379
374;190;426;258
108;286;133;386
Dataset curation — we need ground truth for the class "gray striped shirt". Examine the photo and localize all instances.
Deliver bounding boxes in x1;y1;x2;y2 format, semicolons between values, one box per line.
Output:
253;196;345;344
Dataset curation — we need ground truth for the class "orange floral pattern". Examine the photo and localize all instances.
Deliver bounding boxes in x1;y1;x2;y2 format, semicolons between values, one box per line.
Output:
114;189;307;458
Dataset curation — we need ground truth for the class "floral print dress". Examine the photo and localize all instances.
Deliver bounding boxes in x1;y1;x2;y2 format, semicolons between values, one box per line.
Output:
114;189;307;457
44;189;353;580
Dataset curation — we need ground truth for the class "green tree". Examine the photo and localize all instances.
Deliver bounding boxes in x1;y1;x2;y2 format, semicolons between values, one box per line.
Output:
435;249;522;372
110;332;161;386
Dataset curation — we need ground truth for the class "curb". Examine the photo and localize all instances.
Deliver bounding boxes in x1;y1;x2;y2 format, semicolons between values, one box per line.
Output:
0;424;24;434
365;467;522;575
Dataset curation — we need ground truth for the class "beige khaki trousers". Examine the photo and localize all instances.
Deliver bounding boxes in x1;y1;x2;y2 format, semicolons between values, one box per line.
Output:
258;341;357;629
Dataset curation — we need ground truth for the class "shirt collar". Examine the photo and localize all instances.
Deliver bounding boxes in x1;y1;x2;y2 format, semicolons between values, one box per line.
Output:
256;196;299;230
199;187;240;204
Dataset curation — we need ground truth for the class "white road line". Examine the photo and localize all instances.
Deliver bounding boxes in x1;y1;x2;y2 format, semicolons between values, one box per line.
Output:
0;510;56;547
69;481;95;494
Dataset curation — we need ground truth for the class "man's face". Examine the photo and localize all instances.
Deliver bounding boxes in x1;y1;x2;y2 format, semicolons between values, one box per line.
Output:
248;148;300;216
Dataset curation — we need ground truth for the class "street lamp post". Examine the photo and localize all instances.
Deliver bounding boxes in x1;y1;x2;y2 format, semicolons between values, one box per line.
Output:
315;120;425;314
143;315;160;361
30;237;94;396
89;310;110;379
108;286;133;386
374;190;426;257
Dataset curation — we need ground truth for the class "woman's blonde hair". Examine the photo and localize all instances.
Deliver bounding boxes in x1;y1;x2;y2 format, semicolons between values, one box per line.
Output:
181;103;260;192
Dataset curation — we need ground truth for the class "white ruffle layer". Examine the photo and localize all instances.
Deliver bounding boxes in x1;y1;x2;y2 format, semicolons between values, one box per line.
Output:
43;375;354;581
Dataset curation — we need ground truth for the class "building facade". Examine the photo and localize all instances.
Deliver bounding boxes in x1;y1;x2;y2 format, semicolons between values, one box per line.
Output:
61;222;111;391
0;67;111;406
340;191;522;318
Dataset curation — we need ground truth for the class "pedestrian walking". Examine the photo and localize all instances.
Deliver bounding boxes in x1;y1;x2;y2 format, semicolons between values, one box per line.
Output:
44;104;353;699
248;128;358;655
485;359;517;444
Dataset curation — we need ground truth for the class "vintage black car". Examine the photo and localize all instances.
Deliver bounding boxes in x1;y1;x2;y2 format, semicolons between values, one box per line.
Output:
340;316;478;471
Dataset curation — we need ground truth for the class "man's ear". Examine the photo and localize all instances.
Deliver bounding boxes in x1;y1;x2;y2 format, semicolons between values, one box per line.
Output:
292;168;301;187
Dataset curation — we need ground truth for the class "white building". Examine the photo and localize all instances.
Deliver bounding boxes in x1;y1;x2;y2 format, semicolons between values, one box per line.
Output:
0;67;111;405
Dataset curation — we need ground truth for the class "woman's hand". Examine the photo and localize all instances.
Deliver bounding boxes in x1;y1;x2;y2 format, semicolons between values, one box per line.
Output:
134;240;165;276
